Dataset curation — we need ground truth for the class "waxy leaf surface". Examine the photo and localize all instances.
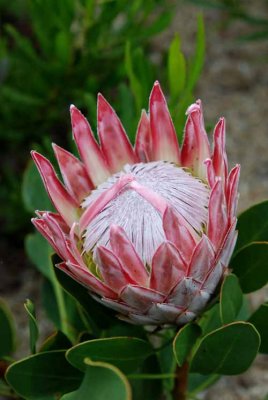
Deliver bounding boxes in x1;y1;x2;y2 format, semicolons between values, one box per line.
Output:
67;337;153;374
61;358;131;400
190;322;260;375
220;274;243;324
231;242;268;293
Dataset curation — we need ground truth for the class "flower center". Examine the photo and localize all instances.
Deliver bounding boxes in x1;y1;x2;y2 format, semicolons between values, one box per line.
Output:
81;161;209;266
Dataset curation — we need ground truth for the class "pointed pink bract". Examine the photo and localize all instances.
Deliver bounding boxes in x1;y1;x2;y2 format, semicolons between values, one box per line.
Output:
71;105;110;186
98;94;137;173
150;82;180;163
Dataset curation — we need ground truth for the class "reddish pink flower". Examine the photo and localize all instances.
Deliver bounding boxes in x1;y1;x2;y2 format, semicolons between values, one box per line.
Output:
32;82;239;325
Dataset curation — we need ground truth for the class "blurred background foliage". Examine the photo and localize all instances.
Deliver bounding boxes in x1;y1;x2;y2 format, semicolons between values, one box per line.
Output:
0;0;205;244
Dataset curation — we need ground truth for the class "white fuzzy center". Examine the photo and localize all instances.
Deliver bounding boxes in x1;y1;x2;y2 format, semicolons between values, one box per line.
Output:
82;162;209;265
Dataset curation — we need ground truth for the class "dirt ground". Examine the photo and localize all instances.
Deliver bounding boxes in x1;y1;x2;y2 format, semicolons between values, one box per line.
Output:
1;1;268;399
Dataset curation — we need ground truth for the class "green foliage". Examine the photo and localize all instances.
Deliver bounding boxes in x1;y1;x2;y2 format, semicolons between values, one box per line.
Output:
248;302;268;354
173;323;201;366
24;299;39;354
190;322;260;375
5;350;83;399
61;358;131;400
66;337;153;374
231;242;268;293
235;200;268;252
1;0;175;235
220;274;243;324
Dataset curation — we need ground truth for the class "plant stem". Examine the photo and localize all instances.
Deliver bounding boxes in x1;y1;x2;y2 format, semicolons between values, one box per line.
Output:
172;361;189;400
51;269;71;340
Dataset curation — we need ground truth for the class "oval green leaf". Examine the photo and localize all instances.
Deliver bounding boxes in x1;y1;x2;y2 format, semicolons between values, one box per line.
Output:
220;274;243;324
231;242;268;293
61;358;131;400
66;337;153;374
173;323;201;367
190;322;260;375
0;299;16;357
248;302;268;354
5;350;83;399
235;200;268;252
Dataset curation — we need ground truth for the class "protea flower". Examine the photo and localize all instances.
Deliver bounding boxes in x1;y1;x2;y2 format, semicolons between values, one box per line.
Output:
31;81;239;326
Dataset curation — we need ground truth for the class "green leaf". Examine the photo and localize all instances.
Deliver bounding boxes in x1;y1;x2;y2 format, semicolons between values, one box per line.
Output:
61;358;131;400
198;303;222;335
168;34;186;100
0;299;16;358
220;274;243;324
24;299;39;354
235;200;268;252
22;159;52;213
42;278;89;339
25;233;53;279
190;322;260;375
39;331;72;352
173;323;201;367
186;14;205;92
188;373;219;395
248;302;268;353
66;337;153;374
5;350;83;399
231;242;268;293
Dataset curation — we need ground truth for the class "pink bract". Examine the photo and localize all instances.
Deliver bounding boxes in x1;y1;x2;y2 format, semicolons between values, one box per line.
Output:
31;81;239;326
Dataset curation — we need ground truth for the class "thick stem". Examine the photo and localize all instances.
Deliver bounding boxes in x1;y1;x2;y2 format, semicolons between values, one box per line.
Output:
173;361;189;400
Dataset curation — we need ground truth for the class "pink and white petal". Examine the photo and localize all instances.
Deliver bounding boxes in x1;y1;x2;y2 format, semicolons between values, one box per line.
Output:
176;311;196;325
79;174;134;231
32;217;55;250
150;242;186;295
70;105;110;186
181;100;210;180
127;313;160;325
31;151;79;227
67;222;87;268
110;225;148;286
226;165;240;220
149;81;180;163
120;285;165;311
212;118;228;181
57;261;117;299
98;297;136;315
42;213;76;263
98;94;137;173
168;277;200;308
163;206;196;263
204;159;216;188
96;246;134;293
154;303;183;323
217;218;238;267
207;180;228;249
36;211;69;234
134;110;152;162
187;235;215;282
52;143;92;202
187;290;210;314
201;261;225;294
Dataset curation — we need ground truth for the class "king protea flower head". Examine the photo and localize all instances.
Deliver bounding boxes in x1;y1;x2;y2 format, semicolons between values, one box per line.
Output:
31;81;239;326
